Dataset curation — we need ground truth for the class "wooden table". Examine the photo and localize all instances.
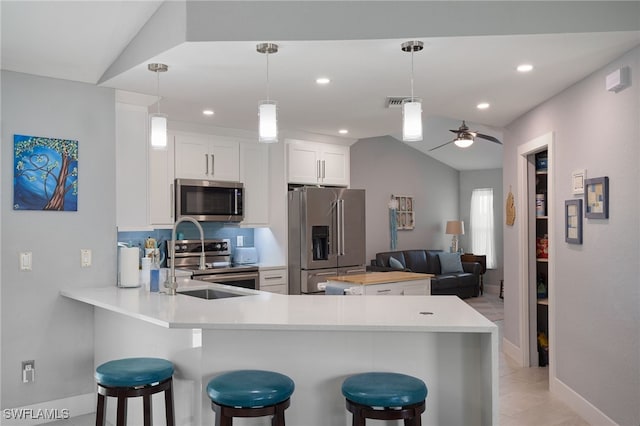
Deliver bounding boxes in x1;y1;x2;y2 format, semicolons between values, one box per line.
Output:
323;271;433;295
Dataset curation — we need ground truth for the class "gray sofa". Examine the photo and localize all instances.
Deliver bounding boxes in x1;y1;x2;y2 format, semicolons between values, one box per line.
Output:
369;249;481;299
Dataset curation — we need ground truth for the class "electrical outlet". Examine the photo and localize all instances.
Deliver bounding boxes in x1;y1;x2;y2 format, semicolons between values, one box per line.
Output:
237;236;244;247
20;252;32;271
81;249;92;267
22;360;35;383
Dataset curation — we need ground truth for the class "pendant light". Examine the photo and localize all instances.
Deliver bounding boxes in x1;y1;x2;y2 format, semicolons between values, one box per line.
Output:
454;135;474;148
401;41;424;142
257;43;279;143
148;63;168;149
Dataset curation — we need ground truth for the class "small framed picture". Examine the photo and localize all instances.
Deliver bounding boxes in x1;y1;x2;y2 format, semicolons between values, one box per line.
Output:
565;199;583;244
571;169;586;195
584;176;609;219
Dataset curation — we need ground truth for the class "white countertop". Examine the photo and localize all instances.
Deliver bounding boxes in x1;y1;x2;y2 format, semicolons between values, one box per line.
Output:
61;280;496;333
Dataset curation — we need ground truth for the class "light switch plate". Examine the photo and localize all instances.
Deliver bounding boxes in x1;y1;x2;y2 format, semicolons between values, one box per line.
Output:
20;252;32;271
236;236;244;247
81;249;92;267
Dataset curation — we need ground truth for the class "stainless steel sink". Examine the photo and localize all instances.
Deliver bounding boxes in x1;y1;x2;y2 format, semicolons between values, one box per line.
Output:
178;288;247;300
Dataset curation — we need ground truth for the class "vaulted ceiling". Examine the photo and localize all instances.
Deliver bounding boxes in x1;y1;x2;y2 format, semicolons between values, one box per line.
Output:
2;1;639;170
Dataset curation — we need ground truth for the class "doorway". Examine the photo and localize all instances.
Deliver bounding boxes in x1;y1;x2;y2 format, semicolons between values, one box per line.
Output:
516;132;556;382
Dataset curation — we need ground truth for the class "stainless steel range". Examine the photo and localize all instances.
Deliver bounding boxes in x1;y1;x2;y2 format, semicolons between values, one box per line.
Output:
167;239;259;289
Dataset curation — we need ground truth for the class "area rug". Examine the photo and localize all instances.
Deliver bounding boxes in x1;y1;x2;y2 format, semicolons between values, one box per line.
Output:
465;292;504;322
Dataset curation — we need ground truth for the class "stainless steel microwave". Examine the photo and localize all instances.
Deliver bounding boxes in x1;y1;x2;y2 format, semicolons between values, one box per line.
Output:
175;179;243;222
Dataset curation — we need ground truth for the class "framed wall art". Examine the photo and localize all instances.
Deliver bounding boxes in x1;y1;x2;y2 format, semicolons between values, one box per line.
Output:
394;195;415;230
13;134;79;211
584;176;609;219
571;169;586;195
565;199;582;244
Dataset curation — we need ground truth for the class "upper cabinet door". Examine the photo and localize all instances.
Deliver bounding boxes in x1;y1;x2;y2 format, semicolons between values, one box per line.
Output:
174;133;240;181
319;144;349;187
209;137;240;182
174;133;209;179
288;140;321;185
149;132;175;226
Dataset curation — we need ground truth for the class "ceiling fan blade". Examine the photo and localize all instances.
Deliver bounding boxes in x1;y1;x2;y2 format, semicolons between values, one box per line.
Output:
429;139;456;151
476;133;502;145
449;129;477;137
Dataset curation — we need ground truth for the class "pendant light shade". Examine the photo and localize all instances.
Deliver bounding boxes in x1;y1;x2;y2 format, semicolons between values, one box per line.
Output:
401;41;424;142
150;113;168;148
402;99;422;142
257;43;279;143
258;101;278;143
148;63;168;150
454;135;474;148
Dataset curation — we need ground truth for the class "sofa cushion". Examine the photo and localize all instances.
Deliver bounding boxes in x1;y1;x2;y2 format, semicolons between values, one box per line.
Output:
376;252;406;269
425;250;443;274
388;257;405;270
402;250;429;273
437;252;464;273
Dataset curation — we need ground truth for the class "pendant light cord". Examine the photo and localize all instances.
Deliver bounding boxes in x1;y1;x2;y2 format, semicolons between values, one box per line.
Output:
156;70;161;114
266;51;270;102
410;49;415;102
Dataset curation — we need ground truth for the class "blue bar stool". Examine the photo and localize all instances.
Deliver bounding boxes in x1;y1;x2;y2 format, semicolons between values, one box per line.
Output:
206;369;295;426
341;372;427;426
94;357;175;426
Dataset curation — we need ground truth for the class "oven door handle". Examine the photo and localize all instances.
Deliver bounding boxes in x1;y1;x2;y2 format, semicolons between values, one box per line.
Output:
200;272;258;280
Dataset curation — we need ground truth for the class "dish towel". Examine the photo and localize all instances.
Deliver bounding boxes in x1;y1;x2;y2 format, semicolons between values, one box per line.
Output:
324;283;355;295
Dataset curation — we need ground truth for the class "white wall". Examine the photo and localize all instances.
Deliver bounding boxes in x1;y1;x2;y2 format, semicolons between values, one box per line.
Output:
350;135;460;262
459;169;503;287
503;47;639;424
1;71;116;408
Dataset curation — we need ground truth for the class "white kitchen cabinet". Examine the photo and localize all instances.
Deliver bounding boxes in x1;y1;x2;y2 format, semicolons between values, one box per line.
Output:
115;103;149;230
287;140;349;186
174;133;239;181
148;132;175;226
240;142;269;226
259;268;288;294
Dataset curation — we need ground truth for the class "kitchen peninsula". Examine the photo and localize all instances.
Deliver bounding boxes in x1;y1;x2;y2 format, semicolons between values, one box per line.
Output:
62;281;498;425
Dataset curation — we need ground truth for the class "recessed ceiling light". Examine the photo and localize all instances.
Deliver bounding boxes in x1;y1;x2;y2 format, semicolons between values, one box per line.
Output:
316;77;331;85
202;109;214;116
517;64;534;73
477;102;490;110
338;129;349;135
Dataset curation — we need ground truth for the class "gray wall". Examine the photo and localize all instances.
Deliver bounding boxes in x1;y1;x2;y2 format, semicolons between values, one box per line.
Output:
459;169;503;287
1;71;116;407
503;47;639;424
350;136;459;262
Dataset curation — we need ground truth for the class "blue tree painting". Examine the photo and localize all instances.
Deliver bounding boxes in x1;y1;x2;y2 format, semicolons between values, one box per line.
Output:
13;134;78;211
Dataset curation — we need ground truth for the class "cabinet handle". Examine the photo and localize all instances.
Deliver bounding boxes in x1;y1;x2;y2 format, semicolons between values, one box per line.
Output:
211;154;215;176
264;276;283;280
322;160;326;179
316;160;321;180
376;289;391;294
205;154;209;175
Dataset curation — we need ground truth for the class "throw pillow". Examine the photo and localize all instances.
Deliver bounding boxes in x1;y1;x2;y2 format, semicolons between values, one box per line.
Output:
388;257;405;270
437;252;464;273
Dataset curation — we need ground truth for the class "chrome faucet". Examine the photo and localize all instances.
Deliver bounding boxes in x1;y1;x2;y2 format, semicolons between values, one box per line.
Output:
167;217;206;295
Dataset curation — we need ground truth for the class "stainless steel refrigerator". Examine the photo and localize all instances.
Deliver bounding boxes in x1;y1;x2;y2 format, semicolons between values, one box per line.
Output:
288;187;366;294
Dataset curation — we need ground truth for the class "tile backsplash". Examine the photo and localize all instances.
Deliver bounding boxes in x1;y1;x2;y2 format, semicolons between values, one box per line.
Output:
117;224;254;267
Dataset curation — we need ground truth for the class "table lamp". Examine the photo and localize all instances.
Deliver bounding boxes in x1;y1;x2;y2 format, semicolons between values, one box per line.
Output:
446;220;465;253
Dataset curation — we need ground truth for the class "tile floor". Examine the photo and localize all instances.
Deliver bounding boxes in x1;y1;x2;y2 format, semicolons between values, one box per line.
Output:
50;321;590;426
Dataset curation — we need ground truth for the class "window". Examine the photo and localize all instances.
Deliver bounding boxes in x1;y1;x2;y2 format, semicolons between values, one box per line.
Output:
470;188;496;269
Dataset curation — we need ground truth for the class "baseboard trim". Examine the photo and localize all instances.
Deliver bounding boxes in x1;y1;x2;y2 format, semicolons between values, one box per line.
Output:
5;393;94;425
551;377;617;426
502;337;524;367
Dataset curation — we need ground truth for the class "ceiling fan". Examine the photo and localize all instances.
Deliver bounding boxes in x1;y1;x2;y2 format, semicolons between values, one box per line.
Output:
429;120;502;151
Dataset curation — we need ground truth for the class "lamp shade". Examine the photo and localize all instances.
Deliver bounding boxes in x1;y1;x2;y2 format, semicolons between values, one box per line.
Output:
446;220;465;235
402;100;422;142
259;101;278;143
149;113;167;149
454;135;474;148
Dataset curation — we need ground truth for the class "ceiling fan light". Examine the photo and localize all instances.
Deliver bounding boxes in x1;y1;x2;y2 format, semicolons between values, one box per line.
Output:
402;100;422;142
454;135;474;148
149;113;167;149
258;101;278;143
